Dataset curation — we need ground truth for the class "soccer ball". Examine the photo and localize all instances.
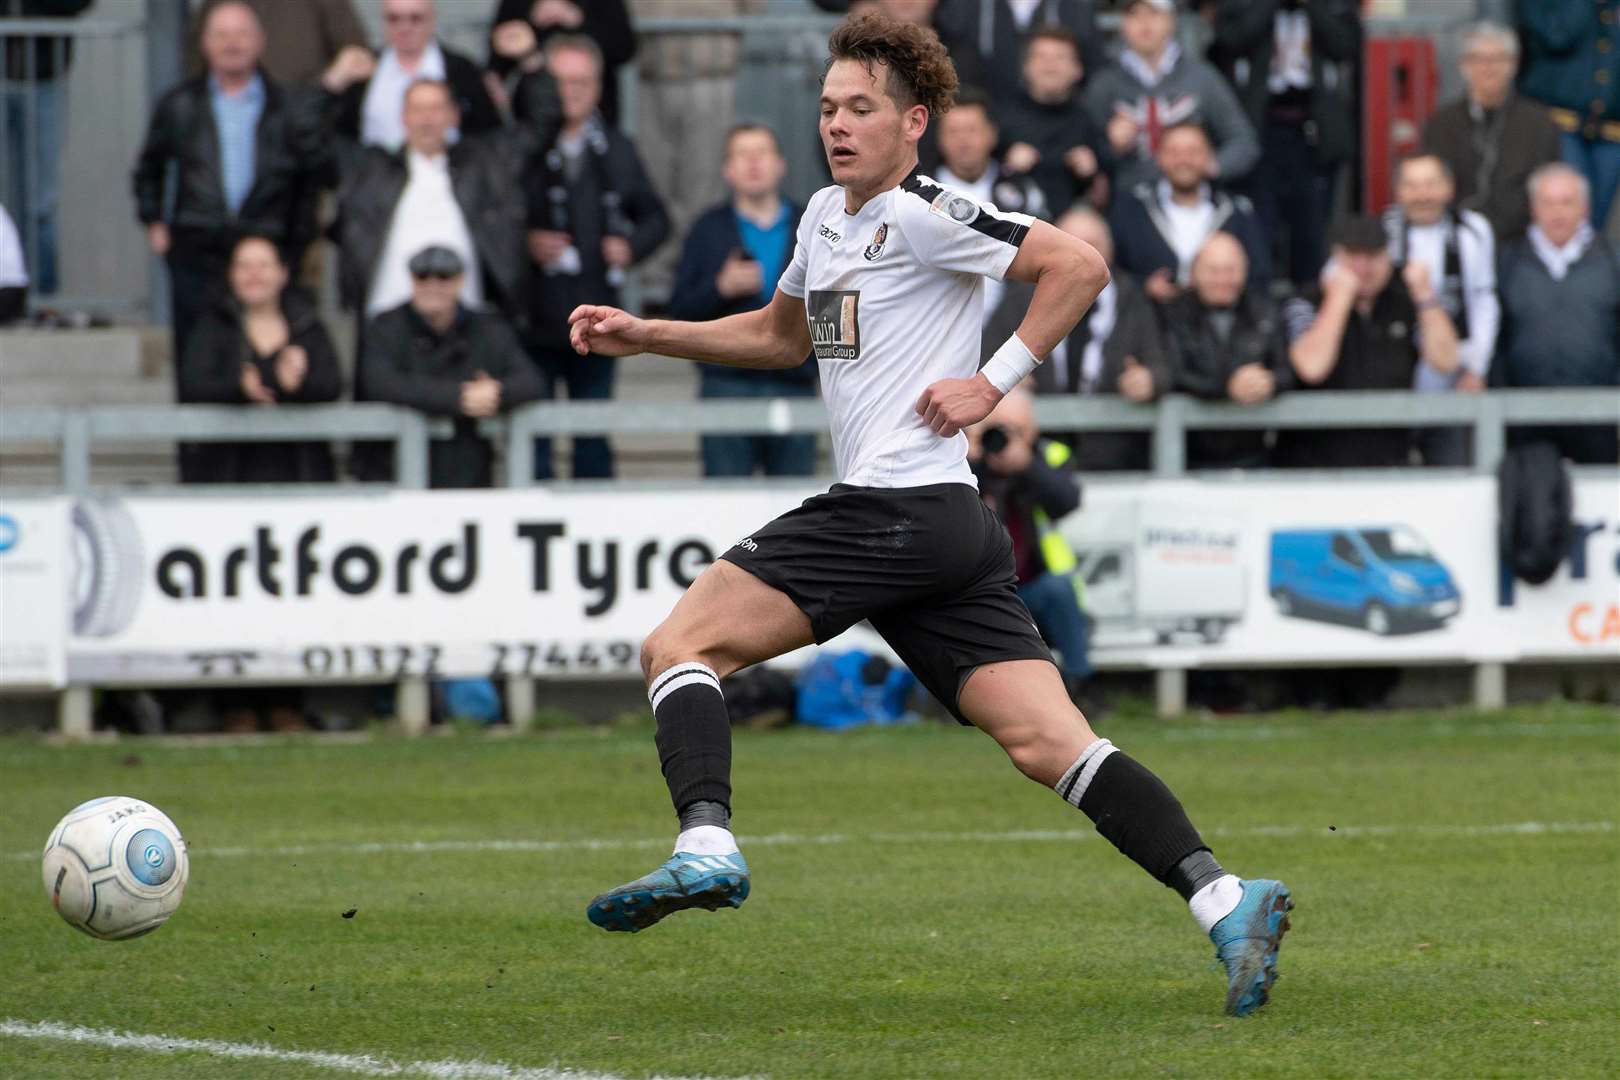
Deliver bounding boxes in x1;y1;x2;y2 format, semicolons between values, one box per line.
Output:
41;796;189;940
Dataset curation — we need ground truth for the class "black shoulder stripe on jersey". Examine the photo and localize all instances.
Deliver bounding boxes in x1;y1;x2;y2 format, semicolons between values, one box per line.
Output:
901;173;1030;248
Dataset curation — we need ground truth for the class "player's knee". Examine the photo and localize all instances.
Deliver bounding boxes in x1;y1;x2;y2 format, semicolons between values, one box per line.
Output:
640;624;711;685
999;726;1068;786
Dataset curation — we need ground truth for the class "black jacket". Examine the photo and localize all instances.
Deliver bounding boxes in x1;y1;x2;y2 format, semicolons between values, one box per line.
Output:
1161;289;1290;469
973;437;1081;586
329;42;502;145
996;90;1109;215
668;200;816;388
1111;181;1272;292
1209;0;1361;166
133;72;327;255
357;303;543;488
487;0;635;125
1422;96;1564;242
177;287;342;484
984;274;1169;472
524;125;670;353
934;0;1102;106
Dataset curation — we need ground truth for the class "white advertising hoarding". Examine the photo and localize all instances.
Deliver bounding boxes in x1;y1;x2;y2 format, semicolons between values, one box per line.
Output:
0;475;1610;688
0;497;70;688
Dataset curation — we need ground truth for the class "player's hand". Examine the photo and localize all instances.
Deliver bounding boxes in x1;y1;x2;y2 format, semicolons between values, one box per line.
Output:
1118;356;1155;402
1004;142;1040;174
1106;109;1139;154
274;344;308;393
146;221;170;256
915;375;1000;438
715;251;764;299
1402;260;1436;306
240;363;276;405
568;304;647;357
1064;145;1098;178
1143;268;1180;303
1226;362;1276;405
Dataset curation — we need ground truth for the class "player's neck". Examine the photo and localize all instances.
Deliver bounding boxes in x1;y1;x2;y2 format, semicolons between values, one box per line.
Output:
843;155;919;214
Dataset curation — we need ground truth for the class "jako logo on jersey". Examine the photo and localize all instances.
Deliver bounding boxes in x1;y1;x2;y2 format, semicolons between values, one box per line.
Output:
863;222;889;261
818;223;843;245
930;191;979;224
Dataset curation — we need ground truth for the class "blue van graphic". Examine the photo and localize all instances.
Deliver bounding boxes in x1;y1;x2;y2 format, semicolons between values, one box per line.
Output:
1269;526;1461;635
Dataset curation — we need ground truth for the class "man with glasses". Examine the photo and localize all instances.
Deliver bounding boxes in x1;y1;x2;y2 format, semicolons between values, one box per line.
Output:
1423;21;1561;243
323;0;501;151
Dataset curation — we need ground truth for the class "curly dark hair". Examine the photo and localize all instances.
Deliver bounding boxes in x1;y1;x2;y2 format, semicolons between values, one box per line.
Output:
825;11;959;119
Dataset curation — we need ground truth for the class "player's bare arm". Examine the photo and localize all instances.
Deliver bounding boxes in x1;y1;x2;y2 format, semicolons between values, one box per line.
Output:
915;219;1110;437
567;288;811;370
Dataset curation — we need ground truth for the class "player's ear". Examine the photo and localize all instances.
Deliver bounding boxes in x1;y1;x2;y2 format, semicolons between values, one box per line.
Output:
905;103;929;143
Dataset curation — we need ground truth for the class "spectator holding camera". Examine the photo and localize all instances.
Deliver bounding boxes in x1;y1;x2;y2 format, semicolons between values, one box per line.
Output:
1110;121;1268;305
525;34;669;480
1160;232;1289;470
1278;215;1459;469
997;27;1108;214
1493;163;1620;464
969;388;1094;703
359;245;543;489
179;234;342;484
983;207;1167;471
668;124;816;478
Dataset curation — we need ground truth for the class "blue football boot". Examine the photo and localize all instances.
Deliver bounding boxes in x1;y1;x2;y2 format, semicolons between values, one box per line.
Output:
1209;878;1293;1016
586;850;750;933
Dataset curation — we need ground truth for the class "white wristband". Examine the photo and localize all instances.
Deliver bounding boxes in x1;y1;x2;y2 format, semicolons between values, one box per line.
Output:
979;332;1040;395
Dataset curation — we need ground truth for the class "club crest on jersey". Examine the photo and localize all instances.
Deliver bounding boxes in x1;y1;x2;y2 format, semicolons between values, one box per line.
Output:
818;222;843;246
930;191;980;224
863;223;889;261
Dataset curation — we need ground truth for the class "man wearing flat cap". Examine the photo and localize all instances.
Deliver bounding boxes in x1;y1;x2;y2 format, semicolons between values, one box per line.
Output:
357;244;543;488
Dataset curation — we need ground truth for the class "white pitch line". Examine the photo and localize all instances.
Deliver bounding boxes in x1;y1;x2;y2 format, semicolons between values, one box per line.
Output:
5;820;1613;864
0;1019;754;1080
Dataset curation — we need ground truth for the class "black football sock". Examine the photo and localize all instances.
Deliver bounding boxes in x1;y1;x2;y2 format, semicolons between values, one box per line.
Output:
649;662;732;823
1053;739;1215;899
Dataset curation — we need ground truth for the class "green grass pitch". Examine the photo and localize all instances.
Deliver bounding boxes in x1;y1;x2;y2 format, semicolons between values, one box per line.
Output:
2;704;1617;1079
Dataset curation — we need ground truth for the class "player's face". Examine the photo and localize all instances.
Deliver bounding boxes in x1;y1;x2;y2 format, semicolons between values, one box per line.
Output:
1023;39;1081;101
1157;129;1211;192
1191;236;1246;308
937;107;995;178
722;130;787;200
1396;159;1454;226
820;58;923;192
1531;173;1589;247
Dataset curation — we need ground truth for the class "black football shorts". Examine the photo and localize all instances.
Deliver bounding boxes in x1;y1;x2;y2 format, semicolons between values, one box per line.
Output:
719;482;1055;723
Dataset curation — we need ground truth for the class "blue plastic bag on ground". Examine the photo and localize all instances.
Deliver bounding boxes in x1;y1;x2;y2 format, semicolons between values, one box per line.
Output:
794;650;917;730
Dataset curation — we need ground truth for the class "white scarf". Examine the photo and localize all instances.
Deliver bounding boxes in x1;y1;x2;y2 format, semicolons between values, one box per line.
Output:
1528;222;1595;282
1268;11;1312;94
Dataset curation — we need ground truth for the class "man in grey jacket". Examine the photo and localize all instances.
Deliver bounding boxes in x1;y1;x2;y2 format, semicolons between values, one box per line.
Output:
1083;0;1259;193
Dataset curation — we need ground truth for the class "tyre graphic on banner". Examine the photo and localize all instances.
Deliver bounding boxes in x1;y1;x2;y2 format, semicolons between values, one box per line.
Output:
71;498;143;638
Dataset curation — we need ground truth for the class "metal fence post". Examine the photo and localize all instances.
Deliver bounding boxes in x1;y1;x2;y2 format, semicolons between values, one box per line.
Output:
1472;393;1506;475
506;676;535;731
506;412;534;488
60;410;90;493
58;687;93;740
396;677;430;736
1155;668;1187;718
395;411;429;490
1152;395;1186;478
1473;663;1506;710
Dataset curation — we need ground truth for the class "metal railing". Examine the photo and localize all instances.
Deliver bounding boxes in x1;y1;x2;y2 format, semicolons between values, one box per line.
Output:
1;387;1613;492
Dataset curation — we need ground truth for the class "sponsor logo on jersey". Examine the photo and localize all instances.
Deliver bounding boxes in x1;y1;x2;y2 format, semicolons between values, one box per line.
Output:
930;191;980;224
818;222;843;246
863;222;889;261
807;290;861;361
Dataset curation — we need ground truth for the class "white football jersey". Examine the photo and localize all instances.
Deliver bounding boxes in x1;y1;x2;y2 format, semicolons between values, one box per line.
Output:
777;174;1034;488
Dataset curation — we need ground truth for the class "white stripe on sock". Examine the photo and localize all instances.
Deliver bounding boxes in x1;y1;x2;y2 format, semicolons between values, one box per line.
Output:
1071;741;1119;804
646;662;719;705
1056;738;1116;808
650;669;722;713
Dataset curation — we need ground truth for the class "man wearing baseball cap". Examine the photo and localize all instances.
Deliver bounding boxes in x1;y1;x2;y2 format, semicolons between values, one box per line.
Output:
1083;0;1260;192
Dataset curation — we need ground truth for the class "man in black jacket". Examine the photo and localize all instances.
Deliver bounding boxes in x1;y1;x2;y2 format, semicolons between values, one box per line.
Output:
983;207;1168;471
133;0;327;369
1210;0;1360;287
998;27;1108;216
1160;232;1289;470
668;124;816;477
526;34;670;480
322;0;500;151
933;0;1103;109
488;0;634;126
359;246;543;488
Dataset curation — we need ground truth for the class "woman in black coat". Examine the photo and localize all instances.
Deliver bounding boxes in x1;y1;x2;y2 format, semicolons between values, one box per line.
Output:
179;234;344;484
